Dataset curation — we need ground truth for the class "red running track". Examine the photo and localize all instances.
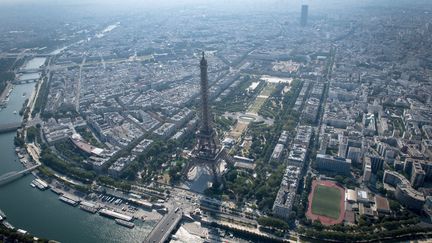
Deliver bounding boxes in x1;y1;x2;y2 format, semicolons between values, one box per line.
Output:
305;180;345;226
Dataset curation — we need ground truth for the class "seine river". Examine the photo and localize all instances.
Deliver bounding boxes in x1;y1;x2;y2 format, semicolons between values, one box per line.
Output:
0;83;153;243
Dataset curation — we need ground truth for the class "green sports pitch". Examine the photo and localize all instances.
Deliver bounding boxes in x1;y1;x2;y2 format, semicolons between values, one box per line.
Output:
311;185;342;219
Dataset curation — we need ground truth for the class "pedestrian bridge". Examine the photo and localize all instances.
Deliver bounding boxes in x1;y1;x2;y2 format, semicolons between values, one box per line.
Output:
0;122;22;134
0;164;40;185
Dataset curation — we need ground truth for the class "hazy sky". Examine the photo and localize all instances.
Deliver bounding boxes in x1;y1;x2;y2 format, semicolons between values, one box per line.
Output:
0;0;431;13
0;0;324;15
0;0;418;7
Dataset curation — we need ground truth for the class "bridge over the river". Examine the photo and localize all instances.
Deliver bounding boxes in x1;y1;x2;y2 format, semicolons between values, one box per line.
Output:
0;122;21;134
0;164;40;185
144;207;183;243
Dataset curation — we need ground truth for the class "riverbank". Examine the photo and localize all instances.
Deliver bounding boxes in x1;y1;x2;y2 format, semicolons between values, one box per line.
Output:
0;83;155;243
17;135;162;236
0;82;13;108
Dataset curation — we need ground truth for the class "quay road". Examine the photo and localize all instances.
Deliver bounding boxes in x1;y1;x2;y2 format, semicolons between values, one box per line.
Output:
144;207;183;243
150;184;300;242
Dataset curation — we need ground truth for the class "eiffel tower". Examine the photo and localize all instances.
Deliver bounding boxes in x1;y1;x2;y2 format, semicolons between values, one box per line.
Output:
194;52;220;161
185;53;234;191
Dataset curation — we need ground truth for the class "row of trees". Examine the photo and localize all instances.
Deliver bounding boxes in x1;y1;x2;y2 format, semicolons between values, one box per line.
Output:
248;121;279;161
300;225;432;242
258;83;286;119
291;174;313;224
0;58;15;93
214;116;236;133
0;226;48;243
97;176;131;191
220;80;304;212
39;147;132;192
32;77;49;117
213;75;262;113
54;140;87;164
334;175;359;189
38;144;136;192
136;140;179;182
208;221;286;243
26;126;41;144
299;206;424;241
257;216;289;230
101;118;196;184
40;148;95;183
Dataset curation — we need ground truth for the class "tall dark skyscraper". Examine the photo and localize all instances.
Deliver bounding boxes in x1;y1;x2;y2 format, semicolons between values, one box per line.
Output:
301;4;308;27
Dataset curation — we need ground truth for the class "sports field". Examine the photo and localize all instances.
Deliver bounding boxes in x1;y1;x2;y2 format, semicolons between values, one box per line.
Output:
306;180;345;225
311;184;342;219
